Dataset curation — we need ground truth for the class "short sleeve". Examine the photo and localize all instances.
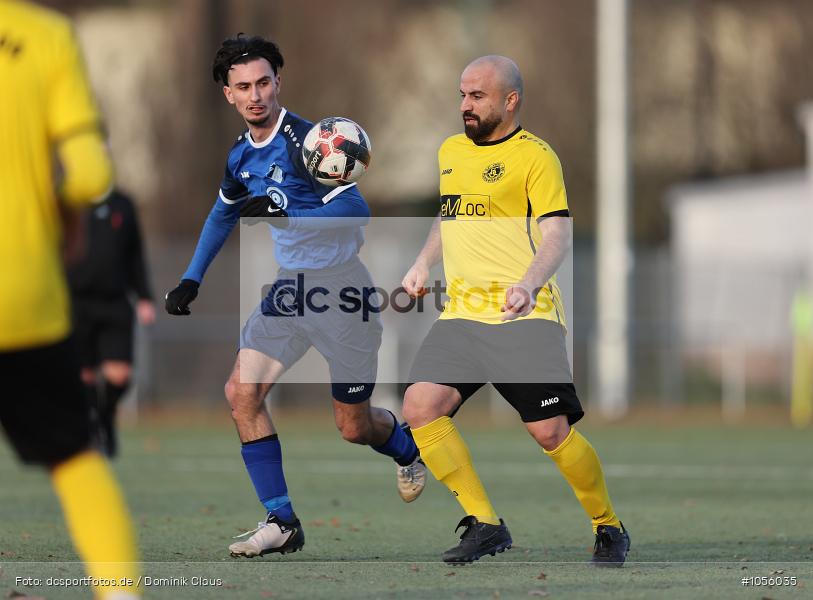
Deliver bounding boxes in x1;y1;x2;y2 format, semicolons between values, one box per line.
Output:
218;161;249;204
47;23;101;142
527;146;569;220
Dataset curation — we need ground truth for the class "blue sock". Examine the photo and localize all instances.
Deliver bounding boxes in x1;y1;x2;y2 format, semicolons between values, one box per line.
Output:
241;434;295;522
372;411;419;466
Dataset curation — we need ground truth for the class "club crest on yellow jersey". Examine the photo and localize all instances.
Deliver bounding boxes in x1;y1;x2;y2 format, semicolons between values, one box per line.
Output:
482;162;505;183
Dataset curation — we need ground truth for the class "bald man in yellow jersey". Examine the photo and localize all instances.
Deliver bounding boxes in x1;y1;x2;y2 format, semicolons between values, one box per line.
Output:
0;2;140;597
401;56;629;566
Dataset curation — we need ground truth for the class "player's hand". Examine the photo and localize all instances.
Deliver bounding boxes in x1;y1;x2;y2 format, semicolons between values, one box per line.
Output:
165;279;199;316
501;284;535;321
402;262;430;298
240;196;289;227
137;299;156;326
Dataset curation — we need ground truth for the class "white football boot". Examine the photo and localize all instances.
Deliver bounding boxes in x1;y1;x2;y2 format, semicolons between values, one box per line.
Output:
397;456;427;502
229;513;305;558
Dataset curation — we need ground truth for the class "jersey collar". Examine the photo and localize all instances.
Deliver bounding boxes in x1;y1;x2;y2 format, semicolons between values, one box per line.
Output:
246;107;287;149
473;125;523;146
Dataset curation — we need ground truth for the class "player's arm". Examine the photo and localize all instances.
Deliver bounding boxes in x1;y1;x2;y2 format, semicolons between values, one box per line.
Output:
165;196;241;315
402;215;442;298
502;142;571;321
166;158;246;315
243;130;372;229
46;21;112;264
239;184;370;229
47;22;112;207
286;184;370;228
57;132;113;208
501;216;572;321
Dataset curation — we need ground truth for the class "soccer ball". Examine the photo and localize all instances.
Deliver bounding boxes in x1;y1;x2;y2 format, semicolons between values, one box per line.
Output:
302;117;371;187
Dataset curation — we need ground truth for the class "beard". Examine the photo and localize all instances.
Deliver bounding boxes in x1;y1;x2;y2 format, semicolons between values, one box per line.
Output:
245;113;271;127
463;111;502;142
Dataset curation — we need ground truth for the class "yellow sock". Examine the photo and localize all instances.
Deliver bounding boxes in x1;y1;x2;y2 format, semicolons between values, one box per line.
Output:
411;417;499;525
544;428;621;533
51;450;140;599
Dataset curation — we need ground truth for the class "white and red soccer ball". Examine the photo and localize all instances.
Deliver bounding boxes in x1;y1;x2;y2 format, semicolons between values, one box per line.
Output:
302;117;371;187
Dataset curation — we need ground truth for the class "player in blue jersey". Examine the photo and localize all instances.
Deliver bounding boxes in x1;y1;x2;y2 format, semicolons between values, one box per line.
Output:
164;35;426;558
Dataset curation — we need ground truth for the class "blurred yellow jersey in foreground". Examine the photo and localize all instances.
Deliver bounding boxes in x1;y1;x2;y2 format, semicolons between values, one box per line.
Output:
437;128;569;325
0;1;110;350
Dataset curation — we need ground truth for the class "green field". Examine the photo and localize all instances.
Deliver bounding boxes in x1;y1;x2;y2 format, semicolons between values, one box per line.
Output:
1;411;812;599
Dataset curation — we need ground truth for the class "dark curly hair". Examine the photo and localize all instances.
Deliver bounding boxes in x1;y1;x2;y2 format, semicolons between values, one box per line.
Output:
212;34;284;85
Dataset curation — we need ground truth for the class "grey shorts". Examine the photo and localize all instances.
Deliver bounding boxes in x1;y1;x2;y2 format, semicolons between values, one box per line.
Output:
239;257;383;403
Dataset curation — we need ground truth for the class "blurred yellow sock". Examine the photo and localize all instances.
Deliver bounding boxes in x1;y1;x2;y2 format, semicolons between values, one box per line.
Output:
545;428;620;533
51;450;140;599
412;417;499;525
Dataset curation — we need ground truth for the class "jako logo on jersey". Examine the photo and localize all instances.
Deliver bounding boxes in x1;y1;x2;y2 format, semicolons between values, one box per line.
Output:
541;397;560;408
347;385;365;394
441;168;453;175
265;186;289;209
240;171;250;180
482;162;505;183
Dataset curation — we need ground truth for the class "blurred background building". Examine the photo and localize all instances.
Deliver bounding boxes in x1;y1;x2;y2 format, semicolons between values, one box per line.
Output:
39;0;813;418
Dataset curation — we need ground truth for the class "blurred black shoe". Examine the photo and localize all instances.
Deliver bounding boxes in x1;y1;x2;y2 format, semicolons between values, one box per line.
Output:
442;515;512;564
591;522;630;567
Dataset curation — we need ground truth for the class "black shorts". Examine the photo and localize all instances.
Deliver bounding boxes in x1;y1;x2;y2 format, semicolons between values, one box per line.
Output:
72;297;134;368
407;319;583;424
0;337;91;465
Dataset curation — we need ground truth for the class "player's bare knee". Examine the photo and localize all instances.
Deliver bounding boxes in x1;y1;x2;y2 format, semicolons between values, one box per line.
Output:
339;424;373;445
225;382;262;421
402;384;432;422
224;379;238;405
401;390;422;426
229;399;263;426
403;383;454;428
536;432;564;451
529;419;570;451
336;412;374;444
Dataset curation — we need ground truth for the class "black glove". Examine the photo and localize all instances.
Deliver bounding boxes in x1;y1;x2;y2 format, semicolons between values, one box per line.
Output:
240;196;289;227
165;279;199;315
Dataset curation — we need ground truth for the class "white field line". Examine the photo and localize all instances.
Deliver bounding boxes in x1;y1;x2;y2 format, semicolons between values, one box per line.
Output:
3;560;813;566
1;457;811;482
154;458;813;481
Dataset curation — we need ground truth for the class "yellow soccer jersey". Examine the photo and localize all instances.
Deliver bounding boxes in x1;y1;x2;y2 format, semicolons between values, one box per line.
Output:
437;127;569;325
0;1;105;350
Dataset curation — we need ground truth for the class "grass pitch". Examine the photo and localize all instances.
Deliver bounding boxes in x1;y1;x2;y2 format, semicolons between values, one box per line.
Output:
1;409;812;599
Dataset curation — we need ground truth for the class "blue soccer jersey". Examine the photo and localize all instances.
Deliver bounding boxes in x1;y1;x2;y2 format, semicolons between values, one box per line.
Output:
183;108;369;282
